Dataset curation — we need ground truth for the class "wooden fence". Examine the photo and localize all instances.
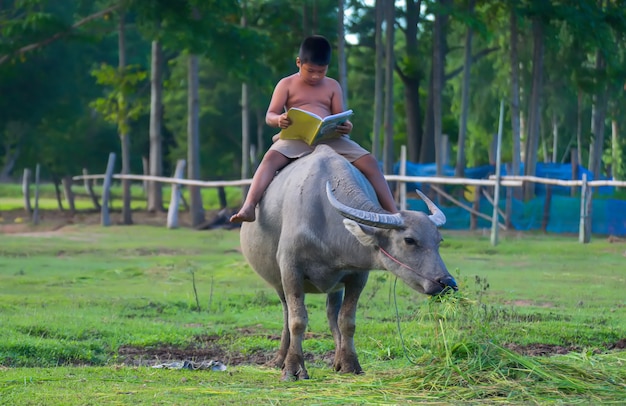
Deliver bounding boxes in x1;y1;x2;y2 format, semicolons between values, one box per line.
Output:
19;151;626;244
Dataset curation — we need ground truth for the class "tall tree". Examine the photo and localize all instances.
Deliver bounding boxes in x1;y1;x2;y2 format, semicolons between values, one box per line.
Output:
371;0;384;160
187;51;204;226
455;0;475;178
396;0;424;163
118;10;133;225
382;0;395;174
509;3;522;178
432;0;447;176
240;6;250;188
338;0;348;106
588;50;608;178
147;39;163;212
523;16;544;200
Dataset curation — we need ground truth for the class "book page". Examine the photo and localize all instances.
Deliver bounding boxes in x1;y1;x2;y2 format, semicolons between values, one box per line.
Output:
318;110;353;137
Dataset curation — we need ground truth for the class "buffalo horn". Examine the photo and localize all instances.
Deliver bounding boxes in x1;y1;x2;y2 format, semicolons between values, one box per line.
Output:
325;182;404;229
415;189;446;227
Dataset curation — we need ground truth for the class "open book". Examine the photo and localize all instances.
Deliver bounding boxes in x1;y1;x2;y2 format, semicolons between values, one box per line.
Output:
279;108;354;145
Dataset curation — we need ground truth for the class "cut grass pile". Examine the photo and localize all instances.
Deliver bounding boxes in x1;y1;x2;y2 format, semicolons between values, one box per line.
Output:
0;224;624;404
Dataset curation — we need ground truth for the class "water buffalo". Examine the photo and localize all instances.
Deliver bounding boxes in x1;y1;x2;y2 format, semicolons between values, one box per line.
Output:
240;145;456;381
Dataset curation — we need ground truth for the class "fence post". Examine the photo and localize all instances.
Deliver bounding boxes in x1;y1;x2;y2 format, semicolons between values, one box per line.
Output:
22;168;32;215
33;164;40;225
490;99;504;246
399;145;407;211
101;153;116;227
579;174;591;243
167;159;187;229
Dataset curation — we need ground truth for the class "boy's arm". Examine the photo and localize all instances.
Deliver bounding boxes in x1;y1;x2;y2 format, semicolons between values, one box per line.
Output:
266;78;291;129
330;80;352;135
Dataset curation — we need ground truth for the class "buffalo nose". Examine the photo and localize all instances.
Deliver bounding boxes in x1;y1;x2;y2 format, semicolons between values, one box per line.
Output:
438;276;458;292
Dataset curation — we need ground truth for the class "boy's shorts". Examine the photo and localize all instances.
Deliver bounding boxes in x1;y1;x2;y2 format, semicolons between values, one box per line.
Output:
269;134;369;163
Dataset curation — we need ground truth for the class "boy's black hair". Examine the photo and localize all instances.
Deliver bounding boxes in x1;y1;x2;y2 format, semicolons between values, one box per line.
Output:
298;35;331;66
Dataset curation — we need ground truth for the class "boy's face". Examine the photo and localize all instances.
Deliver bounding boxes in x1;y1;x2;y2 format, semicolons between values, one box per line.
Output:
296;58;328;86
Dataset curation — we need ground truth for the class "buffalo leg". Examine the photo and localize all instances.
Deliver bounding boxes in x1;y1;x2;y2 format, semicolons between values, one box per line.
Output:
326;290;343;358
333;273;368;374
280;268;309;381
268;291;290;369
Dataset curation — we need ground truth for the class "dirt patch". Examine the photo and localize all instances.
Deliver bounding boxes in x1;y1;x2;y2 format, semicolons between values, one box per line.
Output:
609;338;626;350
607;235;626;243
503;343;586;356
117;331;626;369
0;208;234;235
117;335;335;369
503;338;626;356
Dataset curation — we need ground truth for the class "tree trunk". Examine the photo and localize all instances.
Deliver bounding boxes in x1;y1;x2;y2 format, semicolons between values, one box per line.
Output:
523;17;544;201
611;119;619;180
0;141;19;182
432;0;445;176
119;13;132;225
588;51;607;178
187;54;204;226
421;0;449;165
241;82;250;180
337;0;348;107
509;8;522;179
421;69;435;163
401;0;423;163
240;10;250;187
455;0;474;178
255;106;264;168
552;112;558;163
371;0;384;161
148;40;164;212
576;90;583;165
382;0;395;174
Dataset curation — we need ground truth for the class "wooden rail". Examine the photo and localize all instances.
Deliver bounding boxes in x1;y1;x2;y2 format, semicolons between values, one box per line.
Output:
19;150;624;242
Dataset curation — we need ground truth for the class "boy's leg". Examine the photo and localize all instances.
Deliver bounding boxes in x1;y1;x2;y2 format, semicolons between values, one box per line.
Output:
352;154;398;213
230;150;292;223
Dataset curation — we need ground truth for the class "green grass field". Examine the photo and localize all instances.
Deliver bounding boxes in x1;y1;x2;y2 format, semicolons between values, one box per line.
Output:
0;182;243;213
0;220;624;404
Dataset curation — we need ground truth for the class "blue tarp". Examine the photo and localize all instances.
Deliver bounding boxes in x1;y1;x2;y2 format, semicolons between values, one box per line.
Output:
406;195;626;237
395;162;614;195
398;161;623;236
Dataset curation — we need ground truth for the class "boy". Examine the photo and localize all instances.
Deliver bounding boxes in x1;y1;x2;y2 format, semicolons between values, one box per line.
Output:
230;35;397;223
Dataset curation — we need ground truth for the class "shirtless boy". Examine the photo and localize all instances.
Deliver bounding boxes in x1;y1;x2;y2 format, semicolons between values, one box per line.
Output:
230;35;397;223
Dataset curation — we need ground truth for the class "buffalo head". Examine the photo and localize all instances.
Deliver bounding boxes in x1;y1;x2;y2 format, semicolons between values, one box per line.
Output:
326;182;457;295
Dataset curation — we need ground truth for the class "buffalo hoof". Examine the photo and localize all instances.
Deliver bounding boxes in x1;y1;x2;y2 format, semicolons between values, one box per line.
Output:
281;354;309;381
334;353;363;375
281;366;309;381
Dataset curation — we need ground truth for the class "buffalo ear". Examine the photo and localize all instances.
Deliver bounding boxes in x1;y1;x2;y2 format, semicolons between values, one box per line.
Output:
343;219;377;246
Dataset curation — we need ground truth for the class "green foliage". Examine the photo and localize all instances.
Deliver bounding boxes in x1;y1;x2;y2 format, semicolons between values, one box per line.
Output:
90;63;149;135
2;0;626;186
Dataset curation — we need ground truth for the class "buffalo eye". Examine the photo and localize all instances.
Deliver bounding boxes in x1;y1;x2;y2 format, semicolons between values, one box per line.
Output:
404;237;416;245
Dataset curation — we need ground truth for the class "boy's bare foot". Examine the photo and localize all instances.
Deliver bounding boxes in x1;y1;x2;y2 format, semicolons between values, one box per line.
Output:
229;205;256;223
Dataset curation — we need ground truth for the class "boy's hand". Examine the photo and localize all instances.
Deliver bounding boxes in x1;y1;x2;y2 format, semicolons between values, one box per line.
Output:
335;120;352;135
278;113;291;129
